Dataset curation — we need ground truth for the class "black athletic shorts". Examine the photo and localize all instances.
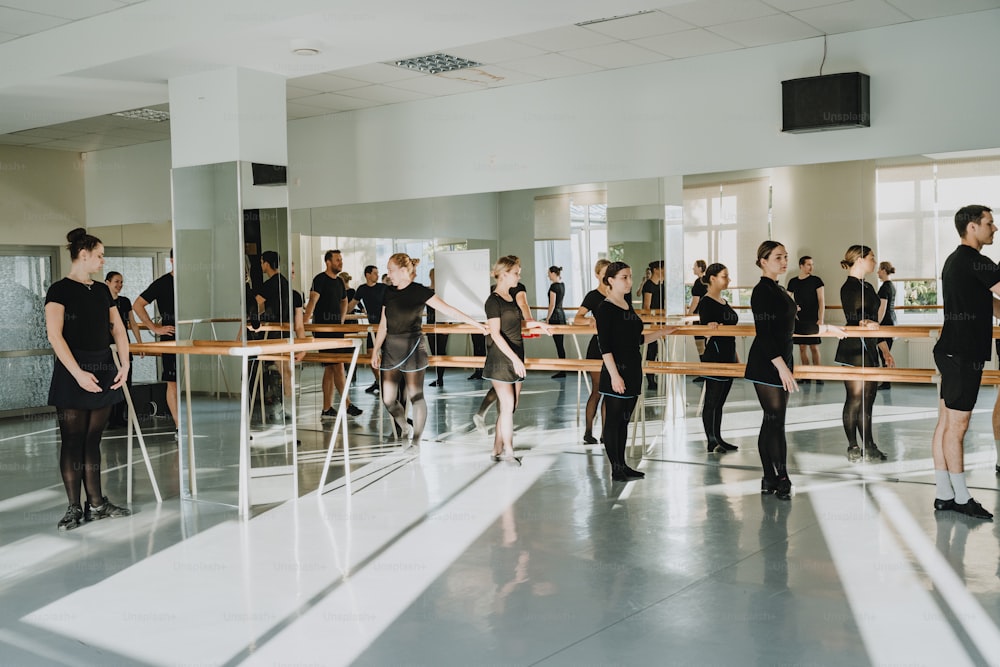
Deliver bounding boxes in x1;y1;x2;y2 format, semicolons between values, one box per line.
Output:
935;351;985;412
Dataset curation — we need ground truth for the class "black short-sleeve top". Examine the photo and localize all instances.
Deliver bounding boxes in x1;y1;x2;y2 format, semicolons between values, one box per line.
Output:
383;282;435;335
548;282;566;324
786;274;824;325
139;273;175;327
936;244;1000;361
744;277;797;385
877;280;896;326
595;299;644;397
697;296;739;363
643;279;665;310
255;273;302;324
111;295;132;336
485;292;523;353
690;279;707;301
355;282;387;324
310;272;346;324
46;279;114;351
835;277;882;366
580;288;606;359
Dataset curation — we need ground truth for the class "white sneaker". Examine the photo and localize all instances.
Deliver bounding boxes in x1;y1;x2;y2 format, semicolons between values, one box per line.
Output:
473;413;488;436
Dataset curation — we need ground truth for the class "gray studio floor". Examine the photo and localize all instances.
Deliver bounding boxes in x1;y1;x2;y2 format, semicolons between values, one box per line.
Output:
1;365;1000;666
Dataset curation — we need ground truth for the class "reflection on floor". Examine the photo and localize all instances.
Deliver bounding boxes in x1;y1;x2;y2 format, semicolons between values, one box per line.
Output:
2;368;1000;665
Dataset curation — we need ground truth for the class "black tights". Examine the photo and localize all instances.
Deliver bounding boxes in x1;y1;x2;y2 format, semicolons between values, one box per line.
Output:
602;395;638;475
584;371;605;436
57;406;112;506
702;378;734;448
552;334;566;359
380;369;427;440
843;380;878;448
753;384;788;482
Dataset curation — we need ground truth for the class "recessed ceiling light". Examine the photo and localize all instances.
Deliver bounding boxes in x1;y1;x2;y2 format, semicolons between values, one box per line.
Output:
576;10;655;26
393;53;482;75
291;38;322;56
111;108;170;122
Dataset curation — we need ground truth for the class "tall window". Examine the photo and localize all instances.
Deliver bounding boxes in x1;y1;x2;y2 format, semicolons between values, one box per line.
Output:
876;157;1000;318
0;247;55;412
683;178;770;305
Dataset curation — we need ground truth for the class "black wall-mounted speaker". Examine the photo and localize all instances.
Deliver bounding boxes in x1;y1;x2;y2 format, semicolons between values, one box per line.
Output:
251;162;287;186
781;72;870;133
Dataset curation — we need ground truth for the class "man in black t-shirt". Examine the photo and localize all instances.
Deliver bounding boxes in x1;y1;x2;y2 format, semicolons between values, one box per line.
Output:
643;260;666;389
931;205;1000;520
786;256;825;383
351;264;388;393
254;251;305;409
134;249;178;428
304;249;360;418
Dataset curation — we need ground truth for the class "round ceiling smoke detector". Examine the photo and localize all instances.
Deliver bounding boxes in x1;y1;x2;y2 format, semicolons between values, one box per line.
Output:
291;39;322;56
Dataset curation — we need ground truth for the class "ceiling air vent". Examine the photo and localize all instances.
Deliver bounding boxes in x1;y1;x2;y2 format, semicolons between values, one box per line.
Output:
393;53;482;75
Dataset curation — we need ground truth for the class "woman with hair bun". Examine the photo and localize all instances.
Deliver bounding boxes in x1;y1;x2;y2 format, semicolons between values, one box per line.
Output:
596;261;676;481
697;263;739;453
483;256;551;464
371;252;487;444
545;265;567;378
836;245;893;462
573;259;612;445
876;261;897;388
745;241;844;499
46;228;132;530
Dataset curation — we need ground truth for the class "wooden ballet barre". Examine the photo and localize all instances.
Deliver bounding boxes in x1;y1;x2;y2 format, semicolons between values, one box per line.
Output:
662;324;943;338
643;361;939;384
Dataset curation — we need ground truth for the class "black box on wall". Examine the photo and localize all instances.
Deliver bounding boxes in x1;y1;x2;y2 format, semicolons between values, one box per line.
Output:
781;72;870;133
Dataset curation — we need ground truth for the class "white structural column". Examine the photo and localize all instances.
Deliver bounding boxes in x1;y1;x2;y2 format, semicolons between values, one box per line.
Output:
168;67;287;168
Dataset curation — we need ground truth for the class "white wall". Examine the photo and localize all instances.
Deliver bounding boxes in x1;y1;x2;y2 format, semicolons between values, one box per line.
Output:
287;11;1000;208
0;146;86;251
84;140;172;228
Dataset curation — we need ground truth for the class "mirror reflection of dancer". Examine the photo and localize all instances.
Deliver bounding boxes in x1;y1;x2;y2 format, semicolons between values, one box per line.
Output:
836;245;892;462
482;256;551;464
133;249;178;430
687;260;708;376
876;261;897;390
697;263;740;453
573;259;612;445
642;260;665;390
596;261;675;481
546;266;567;378
786;256;825;384
46;228;132;530
351;265;387;394
371;253;487;445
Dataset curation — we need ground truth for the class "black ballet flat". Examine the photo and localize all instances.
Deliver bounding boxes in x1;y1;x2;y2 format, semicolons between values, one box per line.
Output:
775;477;792;501
761;477;778;495
624;466;645;479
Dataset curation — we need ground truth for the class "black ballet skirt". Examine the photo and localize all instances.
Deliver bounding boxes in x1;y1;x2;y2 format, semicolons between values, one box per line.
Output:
380;333;428;372
48;348;123;410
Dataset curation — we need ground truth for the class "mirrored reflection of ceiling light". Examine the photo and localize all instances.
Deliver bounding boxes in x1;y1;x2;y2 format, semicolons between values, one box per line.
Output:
576;10;655;26
111;108;170;122
393;53;482;75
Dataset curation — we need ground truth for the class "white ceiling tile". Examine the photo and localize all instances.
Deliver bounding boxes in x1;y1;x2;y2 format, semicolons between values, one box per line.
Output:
387;74;484;96
330;63;425;84
792;0;911;33
709;13;822;47
0;6;69;34
562;41;669;69
500;53;604;79
884;0;1000;20
0;30;19;43
34;137;105;151
0;134;47;146
762;0;852;10
447;38;547;64
10;127;82;139
634;28;743;58
0;0;123;20
285;85;318;100
662;0;780;26
435;65;540;88
508;25;618;52
293;92;380;111
582;11;694;40
289;73;370;93
285;102;334;120
335;84;427;104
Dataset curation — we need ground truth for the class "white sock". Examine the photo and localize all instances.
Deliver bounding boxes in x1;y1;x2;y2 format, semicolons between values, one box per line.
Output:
935;470;954;500
949;472;971;504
